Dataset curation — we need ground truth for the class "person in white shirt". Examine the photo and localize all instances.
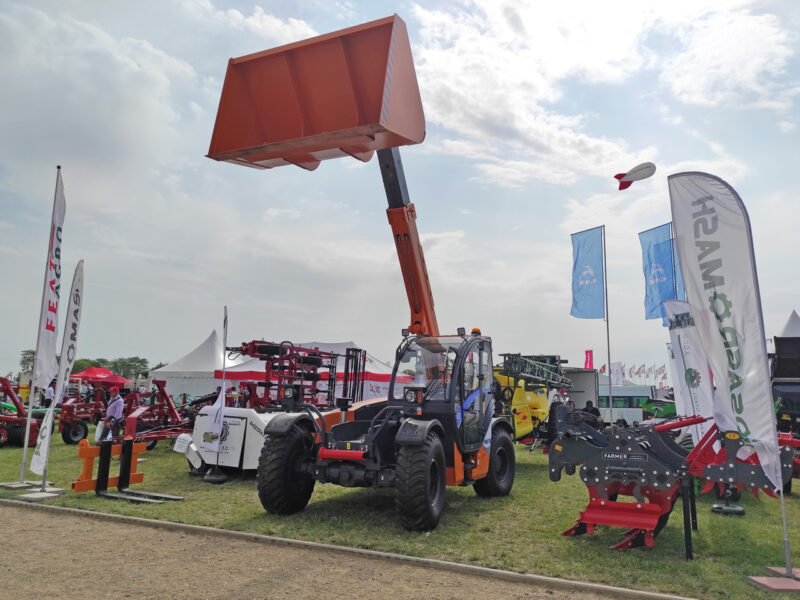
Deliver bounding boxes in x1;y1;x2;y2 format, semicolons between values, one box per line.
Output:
103;387;124;440
43;382;55;408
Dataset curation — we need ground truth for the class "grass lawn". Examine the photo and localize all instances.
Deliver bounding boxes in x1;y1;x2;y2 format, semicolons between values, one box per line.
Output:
1;427;798;599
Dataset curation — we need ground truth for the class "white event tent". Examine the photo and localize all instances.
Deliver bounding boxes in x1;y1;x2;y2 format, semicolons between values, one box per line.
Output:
150;330;248;398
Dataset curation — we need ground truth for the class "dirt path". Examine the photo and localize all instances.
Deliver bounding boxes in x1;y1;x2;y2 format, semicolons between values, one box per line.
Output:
0;504;619;600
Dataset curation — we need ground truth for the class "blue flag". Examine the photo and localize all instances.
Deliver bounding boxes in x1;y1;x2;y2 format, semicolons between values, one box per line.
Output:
638;223;684;322
570;226;605;319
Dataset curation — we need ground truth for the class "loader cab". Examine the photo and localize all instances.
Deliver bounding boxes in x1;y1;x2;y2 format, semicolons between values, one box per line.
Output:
388;333;493;453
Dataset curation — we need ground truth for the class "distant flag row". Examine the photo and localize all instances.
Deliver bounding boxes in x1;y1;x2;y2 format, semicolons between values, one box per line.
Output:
584;353;668;380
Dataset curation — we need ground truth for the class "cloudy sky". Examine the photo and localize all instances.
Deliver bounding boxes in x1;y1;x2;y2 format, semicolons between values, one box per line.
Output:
1;0;798;385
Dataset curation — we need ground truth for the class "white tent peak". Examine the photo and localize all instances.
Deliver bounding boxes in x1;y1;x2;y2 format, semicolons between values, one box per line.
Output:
153;329;245;373
779;310;800;338
150;330;248;397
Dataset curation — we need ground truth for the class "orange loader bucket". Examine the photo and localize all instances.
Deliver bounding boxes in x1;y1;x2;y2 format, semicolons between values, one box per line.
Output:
207;14;425;171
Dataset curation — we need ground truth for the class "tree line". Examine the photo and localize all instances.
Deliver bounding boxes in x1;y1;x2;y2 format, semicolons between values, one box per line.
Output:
19;350;163;379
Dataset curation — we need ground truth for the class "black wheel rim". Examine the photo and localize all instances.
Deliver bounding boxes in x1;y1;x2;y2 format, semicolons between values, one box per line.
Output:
494;446;509;481
69;424;83;441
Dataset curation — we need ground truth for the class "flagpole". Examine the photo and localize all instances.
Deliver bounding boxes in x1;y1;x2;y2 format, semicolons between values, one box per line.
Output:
205;307;229;484
215;306;228;470
19;166;62;485
670;222;678;300
602;225;614;424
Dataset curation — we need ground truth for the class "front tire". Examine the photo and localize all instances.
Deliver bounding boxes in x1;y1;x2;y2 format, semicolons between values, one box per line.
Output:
395;431;446;531
257;425;316;515
473;428;515;497
61;419;89;444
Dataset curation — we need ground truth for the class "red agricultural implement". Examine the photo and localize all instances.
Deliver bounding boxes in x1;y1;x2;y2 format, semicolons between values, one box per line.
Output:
120;380;195;449
58;388;108;444
229;341;366;411
548;403;794;553
0;377;46;447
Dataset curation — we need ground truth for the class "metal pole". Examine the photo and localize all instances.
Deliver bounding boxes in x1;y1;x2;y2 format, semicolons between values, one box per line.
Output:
39;407;55;492
670;222;678;300
214;306;228;469
779;487;793;577
603;225;614;424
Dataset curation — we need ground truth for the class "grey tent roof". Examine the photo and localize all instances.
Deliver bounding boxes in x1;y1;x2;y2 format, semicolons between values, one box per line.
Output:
780;310;800;338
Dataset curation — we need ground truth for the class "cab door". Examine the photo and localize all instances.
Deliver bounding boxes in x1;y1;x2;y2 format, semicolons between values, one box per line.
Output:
457;339;493;453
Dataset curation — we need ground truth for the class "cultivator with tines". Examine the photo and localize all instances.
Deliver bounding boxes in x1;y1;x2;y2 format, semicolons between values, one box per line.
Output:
549;402;792;550
232;341;351;410
687;425;794;499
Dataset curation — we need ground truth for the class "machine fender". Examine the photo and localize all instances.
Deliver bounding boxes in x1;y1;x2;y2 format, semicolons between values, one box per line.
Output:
263;412;313;436
395;418;444;445
490;416;514;438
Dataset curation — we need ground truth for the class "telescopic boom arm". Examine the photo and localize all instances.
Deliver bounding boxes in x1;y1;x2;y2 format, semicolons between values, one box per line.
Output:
379;148;439;337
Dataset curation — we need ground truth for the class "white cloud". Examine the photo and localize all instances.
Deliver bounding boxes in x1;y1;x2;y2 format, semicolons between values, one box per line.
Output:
408;1;796;188
178;0;317;44
658;9;794;109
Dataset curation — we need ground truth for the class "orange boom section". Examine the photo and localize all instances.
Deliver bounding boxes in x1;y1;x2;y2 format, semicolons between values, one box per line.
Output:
207;14;425;171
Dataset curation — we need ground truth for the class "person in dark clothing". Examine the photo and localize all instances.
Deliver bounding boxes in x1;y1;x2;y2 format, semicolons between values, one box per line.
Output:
582;400;604;429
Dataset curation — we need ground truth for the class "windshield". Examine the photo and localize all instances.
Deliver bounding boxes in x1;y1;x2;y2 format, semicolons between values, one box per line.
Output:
392;337;460;401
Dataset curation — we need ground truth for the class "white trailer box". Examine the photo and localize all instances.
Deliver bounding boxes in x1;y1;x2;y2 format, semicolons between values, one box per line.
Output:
192;407;277;470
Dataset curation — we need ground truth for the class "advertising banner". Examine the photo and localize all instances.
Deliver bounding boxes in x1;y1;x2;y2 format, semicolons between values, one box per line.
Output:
669;172;780;488
664;300;714;446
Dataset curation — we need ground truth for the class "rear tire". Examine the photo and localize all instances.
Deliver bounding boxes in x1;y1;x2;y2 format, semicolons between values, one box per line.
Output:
395;431;446;531
61;419;89;444
474;428;515;497
7;426;25;446
257;425;315;514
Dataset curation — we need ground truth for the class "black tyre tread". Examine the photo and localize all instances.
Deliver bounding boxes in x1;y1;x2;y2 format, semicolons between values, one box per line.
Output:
473;428;516;497
61;419;89;444
395;432;446;531
257;425;315;515
7;426;25;446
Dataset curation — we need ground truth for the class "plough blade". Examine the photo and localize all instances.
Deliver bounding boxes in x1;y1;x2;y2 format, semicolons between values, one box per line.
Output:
611;529;654;551
579;498;664;531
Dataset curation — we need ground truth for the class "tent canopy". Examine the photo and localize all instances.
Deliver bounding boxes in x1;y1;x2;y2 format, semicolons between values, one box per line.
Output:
70;366;114;381
103;374;132;386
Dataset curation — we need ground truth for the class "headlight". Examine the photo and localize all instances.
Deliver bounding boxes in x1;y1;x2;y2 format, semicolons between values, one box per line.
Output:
284;387;294;399
405;389;417;403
